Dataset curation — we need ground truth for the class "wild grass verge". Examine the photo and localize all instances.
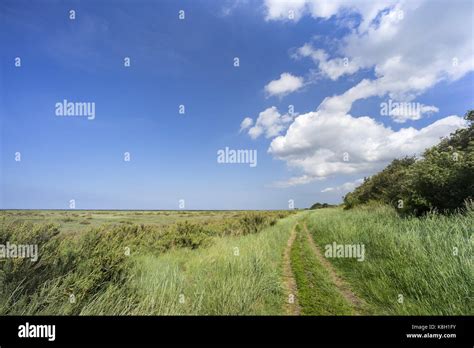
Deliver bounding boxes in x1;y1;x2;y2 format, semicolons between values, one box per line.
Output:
305;204;473;315
0;211;297;315
79;214;302;315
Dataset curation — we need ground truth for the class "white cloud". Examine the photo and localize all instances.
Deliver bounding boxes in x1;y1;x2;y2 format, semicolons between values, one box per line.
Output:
292;1;474;107
264;0;396;29
269;110;467;180
256;0;473;185
239;117;254;132
294;44;361;80
290;2;474;122
321;178;364;193
264;73;304;97
246;106;294;139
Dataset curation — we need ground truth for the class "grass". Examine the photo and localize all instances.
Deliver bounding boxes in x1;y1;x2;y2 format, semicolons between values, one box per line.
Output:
1;205;471;315
81;214;302;315
305;203;473;315
0;210;297;315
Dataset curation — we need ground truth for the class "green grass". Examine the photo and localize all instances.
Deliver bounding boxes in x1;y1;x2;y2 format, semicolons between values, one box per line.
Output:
1;205;471;315
290;224;353;315
80;214;302;315
305;204;473;315
0;210;298;315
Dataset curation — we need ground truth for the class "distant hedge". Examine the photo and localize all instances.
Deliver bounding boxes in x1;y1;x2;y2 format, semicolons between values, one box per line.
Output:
344;110;474;215
309;202;334;210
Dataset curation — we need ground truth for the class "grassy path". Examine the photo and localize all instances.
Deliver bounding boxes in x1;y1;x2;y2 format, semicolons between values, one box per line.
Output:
288;220;359;315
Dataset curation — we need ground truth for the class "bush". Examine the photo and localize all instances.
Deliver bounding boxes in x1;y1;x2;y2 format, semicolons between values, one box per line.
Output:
310;202;333;209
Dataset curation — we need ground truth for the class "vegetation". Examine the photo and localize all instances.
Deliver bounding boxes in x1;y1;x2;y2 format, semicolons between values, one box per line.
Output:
82;214;301;315
0;210;285;234
1;203;471;315
344;110;474;214
304;204;473;315
309;202;334;210
0;210;293;315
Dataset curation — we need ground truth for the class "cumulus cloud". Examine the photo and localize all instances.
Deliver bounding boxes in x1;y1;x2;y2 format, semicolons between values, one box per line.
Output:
264;73;304;97
291;0;473;106
321;178;364;193
245;106;294;139
269;110;467;181
255;0;473;186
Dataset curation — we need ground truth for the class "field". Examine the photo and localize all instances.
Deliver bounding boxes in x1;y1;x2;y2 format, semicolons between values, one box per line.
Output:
0;206;472;315
0;210;262;234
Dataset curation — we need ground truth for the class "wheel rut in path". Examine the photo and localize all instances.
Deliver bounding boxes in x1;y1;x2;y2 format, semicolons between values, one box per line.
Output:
283;224;301;315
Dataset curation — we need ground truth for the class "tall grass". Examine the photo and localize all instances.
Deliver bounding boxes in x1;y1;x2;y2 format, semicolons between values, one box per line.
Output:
0;211;297;315
305;203;473;315
80;214;302;315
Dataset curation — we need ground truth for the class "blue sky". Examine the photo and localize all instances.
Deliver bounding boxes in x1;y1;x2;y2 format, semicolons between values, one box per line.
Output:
1;0;473;209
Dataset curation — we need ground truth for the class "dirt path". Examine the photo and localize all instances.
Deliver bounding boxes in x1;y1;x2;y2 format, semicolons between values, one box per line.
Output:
302;222;364;314
282;223;301;315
